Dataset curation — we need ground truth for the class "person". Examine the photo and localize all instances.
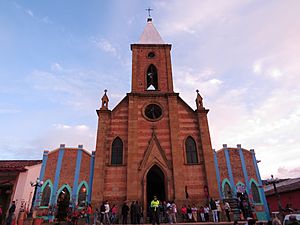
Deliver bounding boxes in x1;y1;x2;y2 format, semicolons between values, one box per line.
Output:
224;201;231;222
216;200;222;222
104;201;110;224
130;201;136;224
204;205;210;222
161;201;168;223
170;202;177;224
181;205;187;222
187;205;192;222
86;204;92;225
150;196;160;225
121;202;129;224
71;208;79;225
209;198;218;222
93;208;100;225
272;213;281;225
166;201;172;224
199;206;205;222
110;204;117;224
191;204;198;222
6;201;16;225
100;202;106;225
134;201;141;224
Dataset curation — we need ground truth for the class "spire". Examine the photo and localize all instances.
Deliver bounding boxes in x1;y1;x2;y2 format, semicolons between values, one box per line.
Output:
195;89;204;110
100;89;109;110
138;15;164;44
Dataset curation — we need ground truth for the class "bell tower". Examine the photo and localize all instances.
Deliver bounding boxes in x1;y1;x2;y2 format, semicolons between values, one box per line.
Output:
130;17;174;93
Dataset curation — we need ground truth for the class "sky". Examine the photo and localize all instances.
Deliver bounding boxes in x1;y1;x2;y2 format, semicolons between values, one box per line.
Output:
0;0;300;179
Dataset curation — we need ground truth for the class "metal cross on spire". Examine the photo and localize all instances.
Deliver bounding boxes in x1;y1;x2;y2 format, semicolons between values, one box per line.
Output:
145;7;153;18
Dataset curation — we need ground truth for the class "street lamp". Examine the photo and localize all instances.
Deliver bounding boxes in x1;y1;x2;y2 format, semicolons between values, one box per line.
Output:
267;175;282;214
28;177;43;217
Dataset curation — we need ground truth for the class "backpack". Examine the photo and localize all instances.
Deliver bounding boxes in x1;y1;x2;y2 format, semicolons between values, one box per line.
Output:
100;204;106;213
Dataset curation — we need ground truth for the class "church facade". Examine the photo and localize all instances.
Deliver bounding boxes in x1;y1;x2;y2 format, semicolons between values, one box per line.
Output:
32;18;270;221
92;17;219;209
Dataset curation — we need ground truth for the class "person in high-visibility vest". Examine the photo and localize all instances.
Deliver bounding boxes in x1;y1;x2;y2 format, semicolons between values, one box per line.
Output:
150;196;160;225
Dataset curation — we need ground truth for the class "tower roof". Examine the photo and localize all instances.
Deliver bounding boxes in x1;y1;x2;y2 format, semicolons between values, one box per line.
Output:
138;18;164;44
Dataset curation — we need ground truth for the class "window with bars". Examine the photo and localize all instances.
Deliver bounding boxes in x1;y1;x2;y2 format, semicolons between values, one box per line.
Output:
111;137;123;165
185;136;198;164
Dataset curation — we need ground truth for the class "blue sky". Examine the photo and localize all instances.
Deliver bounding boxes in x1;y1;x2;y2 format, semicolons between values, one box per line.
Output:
1;0;300;179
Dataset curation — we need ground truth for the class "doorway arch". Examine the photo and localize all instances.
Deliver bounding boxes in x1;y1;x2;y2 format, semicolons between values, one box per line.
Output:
57;186;71;221
146;165;166;205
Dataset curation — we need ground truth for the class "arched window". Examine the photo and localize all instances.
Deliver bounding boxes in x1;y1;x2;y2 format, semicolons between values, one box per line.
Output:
77;184;87;207
111;137;123;165
40;184;51;206
224;182;233;198
146;64;158;90
185;136;198;164
251;182;261;203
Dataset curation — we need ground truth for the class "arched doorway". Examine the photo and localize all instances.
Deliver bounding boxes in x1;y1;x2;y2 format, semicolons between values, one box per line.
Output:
146;165;166;206
57;187;70;221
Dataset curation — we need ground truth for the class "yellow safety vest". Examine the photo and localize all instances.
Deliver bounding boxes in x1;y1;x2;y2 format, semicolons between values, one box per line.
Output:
151;200;160;211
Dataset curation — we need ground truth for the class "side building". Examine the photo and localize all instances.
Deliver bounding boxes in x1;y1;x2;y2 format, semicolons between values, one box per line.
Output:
32;145;95;218
214;144;270;220
0;160;41;222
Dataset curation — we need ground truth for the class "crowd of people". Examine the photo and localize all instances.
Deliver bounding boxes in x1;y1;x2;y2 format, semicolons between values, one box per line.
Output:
68;197;230;225
2;198;299;225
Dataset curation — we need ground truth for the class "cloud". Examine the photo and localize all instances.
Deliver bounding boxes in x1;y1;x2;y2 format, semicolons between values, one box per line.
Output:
14;3;53;25
53;123;89;131
33;123;96;152
90;37;118;56
0;108;20;114
154;0;300;179
276;166;300;179
27;63;127;111
173;67;223;107
51;63;63;72
25;9;34;18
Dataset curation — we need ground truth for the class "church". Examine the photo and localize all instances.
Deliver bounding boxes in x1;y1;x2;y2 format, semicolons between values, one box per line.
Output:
31;17;270;221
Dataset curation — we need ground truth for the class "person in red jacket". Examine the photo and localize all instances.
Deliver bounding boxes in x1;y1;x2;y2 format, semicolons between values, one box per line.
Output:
85;204;92;225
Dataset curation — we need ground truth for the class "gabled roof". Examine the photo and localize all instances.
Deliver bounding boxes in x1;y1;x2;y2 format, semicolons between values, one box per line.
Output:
0;160;42;172
138;19;164;44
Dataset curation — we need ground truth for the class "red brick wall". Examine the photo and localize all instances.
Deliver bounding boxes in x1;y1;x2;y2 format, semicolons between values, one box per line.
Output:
79;151;91;186
43;148;91;191
131;45;173;93
59;149;77;188
228;148;245;185
43;150;58;182
102;98;128;202
178;100;207;202
244;150;258;182
217;150;228;185
216;148;259;192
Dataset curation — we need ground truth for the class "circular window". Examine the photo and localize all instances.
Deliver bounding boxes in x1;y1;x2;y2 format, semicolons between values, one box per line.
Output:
148;52;155;58
144;104;162;120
